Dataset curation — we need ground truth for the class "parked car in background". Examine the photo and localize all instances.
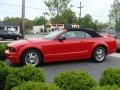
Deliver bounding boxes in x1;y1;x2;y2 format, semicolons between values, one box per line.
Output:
0;30;21;40
115;33;120;50
5;28;117;67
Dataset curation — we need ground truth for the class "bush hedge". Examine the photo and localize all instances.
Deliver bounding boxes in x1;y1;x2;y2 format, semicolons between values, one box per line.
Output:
0;61;17;90
5;65;45;90
1;59;120;90
100;68;120;86
0;61;9;90
91;85;120;90
54;71;97;90
0;43;7;60
12;81;61;90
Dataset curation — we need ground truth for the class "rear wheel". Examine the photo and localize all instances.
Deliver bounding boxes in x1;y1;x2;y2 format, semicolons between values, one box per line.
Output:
21;49;43;67
92;47;107;62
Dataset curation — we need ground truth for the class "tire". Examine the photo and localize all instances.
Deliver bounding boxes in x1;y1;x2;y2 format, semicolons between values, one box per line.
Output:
21;49;43;67
0;37;3;41
15;37;20;40
92;47;107;63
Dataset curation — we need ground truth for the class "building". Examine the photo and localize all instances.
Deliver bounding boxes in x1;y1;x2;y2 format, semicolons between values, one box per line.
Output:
0;22;20;34
33;25;44;34
33;24;79;34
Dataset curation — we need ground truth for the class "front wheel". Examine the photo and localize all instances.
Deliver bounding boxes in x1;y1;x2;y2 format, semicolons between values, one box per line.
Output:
92;47;107;62
0;37;3;41
21;49;43;67
15;37;20;40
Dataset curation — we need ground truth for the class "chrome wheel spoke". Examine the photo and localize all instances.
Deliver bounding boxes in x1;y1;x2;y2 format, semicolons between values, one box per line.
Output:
25;52;39;66
95;48;105;61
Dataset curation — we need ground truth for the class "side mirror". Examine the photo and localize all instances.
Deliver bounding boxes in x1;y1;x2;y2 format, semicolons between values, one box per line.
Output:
57;36;66;41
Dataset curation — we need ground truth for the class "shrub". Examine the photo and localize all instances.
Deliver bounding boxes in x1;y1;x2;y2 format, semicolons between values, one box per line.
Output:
12;81;61;90
91;85;120;90
0;61;16;90
5;65;45;90
0;43;7;60
54;71;97;90
100;68;120;86
0;61;8;90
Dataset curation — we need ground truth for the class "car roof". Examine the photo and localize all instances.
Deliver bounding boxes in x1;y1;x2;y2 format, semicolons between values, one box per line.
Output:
66;28;101;37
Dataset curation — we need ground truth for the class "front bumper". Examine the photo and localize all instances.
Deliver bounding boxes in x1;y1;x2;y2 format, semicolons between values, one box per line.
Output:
5;50;20;64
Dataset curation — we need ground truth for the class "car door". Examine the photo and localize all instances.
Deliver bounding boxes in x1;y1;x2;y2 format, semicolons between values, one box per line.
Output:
47;30;89;61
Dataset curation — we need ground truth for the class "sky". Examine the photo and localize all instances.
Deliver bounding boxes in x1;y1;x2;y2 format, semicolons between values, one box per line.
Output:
0;0;114;22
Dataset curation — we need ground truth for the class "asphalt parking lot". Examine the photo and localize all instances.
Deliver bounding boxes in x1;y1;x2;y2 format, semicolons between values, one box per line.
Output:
42;53;120;82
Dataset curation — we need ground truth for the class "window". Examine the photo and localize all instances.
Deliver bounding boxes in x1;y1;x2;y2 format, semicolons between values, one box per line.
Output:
85;33;92;38
60;31;91;39
8;31;14;34
44;30;63;40
0;27;4;30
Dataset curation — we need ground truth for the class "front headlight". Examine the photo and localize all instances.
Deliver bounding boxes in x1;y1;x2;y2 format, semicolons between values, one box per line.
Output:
8;47;16;52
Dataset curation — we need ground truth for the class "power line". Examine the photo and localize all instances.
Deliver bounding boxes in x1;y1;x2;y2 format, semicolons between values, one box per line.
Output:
0;2;47;10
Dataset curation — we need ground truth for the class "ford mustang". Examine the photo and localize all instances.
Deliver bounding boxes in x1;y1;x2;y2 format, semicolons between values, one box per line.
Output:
5;28;117;66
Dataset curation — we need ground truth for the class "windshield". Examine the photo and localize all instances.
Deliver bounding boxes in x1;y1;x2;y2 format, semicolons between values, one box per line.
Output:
44;30;63;40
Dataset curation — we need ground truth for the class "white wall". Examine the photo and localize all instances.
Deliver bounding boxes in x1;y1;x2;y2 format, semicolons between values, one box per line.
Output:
33;25;44;34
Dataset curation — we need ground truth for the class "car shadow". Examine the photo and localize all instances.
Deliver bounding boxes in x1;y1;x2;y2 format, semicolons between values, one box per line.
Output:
6;59;94;67
42;59;98;67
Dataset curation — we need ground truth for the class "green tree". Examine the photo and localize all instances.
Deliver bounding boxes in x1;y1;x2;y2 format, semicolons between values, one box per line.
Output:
50;9;78;24
44;0;71;16
80;15;108;32
2;17;33;31
3;17;21;25
81;14;94;29
32;16;47;25
24;19;33;30
109;0;120;32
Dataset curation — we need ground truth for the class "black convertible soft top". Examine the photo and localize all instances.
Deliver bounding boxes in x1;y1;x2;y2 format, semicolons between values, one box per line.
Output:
67;28;102;38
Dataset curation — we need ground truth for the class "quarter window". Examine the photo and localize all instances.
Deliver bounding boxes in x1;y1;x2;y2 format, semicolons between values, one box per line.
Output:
85;33;92;38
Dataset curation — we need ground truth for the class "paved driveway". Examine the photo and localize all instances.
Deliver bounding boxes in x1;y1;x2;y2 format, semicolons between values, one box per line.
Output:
42;53;120;82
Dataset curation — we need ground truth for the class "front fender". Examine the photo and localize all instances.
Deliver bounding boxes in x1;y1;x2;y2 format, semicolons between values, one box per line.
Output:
18;44;44;61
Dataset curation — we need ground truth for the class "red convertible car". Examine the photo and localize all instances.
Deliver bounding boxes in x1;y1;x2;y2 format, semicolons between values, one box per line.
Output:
5;28;117;66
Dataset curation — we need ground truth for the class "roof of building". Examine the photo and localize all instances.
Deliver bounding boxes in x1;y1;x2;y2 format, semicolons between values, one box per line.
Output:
0;22;19;27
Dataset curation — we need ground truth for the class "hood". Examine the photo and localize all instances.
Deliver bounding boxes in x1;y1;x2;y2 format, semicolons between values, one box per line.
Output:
8;38;49;47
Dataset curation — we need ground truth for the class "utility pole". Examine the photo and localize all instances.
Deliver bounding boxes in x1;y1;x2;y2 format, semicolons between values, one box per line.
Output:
43;13;46;32
21;0;25;38
56;1;60;29
78;2;83;27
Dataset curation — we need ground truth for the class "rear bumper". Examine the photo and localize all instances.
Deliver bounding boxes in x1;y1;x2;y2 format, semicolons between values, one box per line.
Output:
5;50;20;64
